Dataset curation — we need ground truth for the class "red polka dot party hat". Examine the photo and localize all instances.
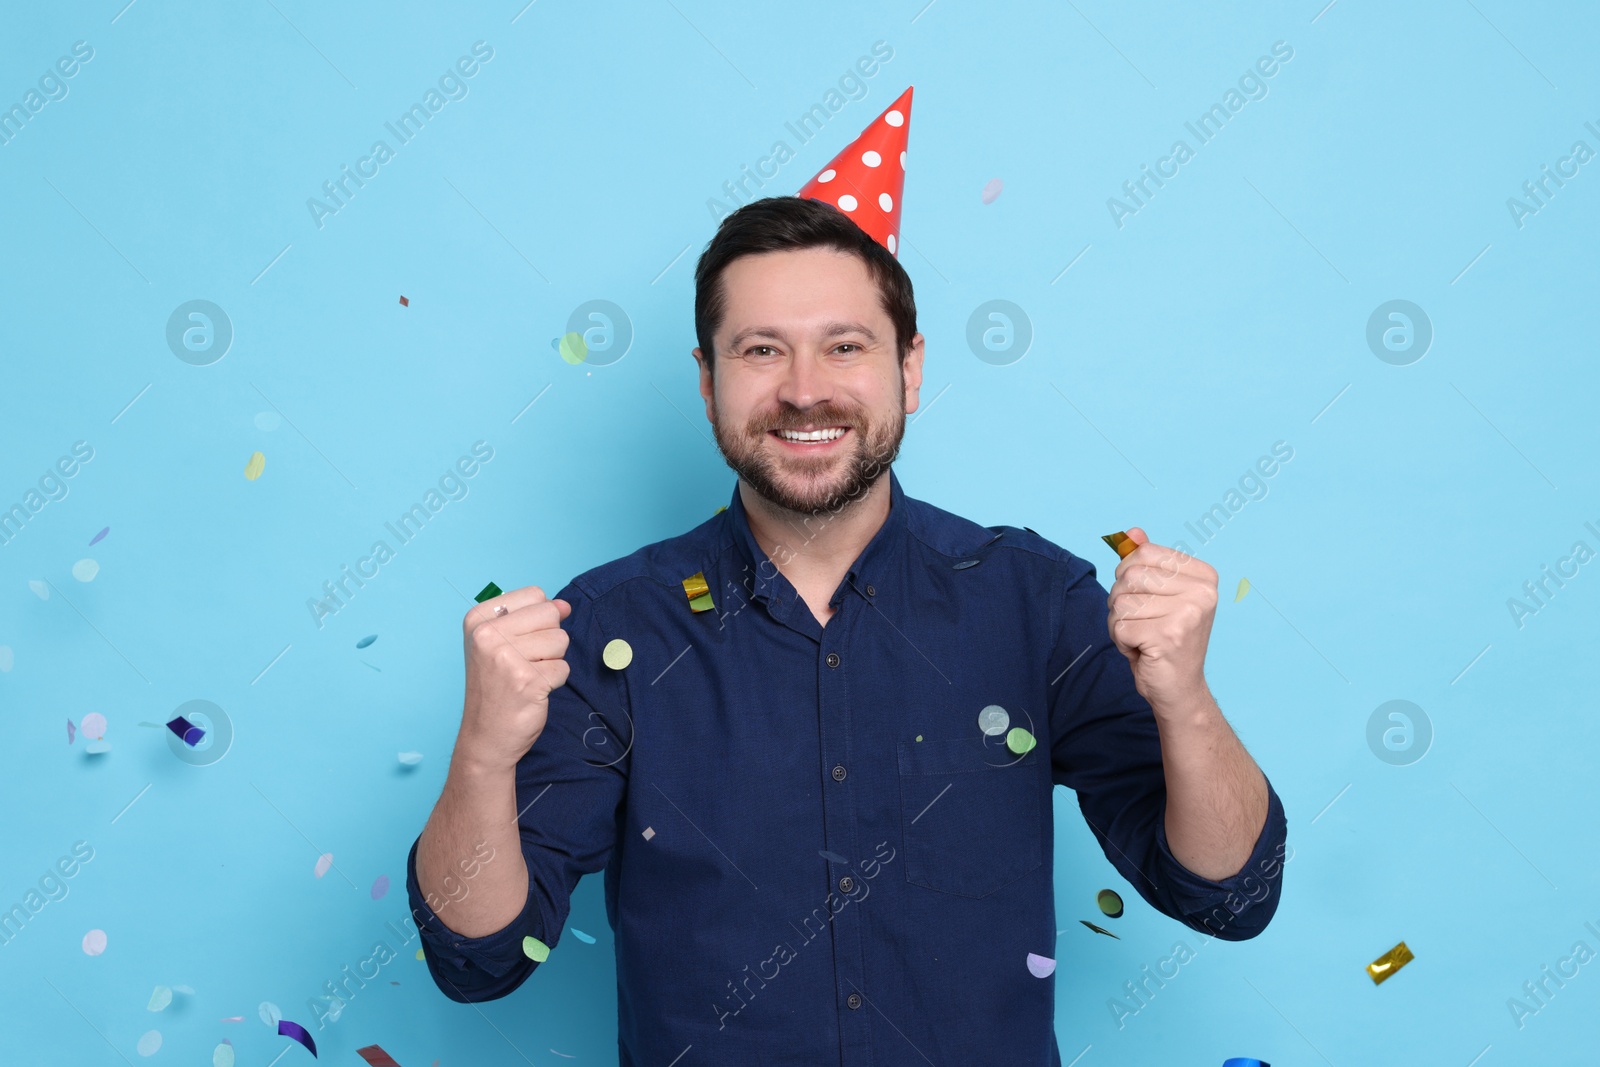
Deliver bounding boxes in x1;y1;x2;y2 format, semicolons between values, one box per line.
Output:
795;85;913;258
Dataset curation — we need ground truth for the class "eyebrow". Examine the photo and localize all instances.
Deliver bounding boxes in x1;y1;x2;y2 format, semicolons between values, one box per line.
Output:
725;321;879;351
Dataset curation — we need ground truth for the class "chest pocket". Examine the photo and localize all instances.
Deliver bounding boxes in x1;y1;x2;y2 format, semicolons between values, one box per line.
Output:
896;735;1043;899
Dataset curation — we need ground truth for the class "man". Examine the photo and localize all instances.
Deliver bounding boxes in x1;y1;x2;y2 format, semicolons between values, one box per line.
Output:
406;194;1288;1064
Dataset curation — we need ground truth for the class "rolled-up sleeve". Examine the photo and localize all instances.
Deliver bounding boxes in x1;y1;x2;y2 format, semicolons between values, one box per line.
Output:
406;576;632;1001
1047;552;1288;940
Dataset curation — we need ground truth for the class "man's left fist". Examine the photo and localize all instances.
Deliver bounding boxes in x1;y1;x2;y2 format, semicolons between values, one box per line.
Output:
1105;527;1218;714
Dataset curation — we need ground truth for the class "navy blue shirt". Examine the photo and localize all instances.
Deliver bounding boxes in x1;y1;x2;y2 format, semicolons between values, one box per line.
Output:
406;467;1288;1065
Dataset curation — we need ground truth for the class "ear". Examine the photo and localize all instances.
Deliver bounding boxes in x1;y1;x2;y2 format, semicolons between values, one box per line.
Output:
902;332;926;414
693;347;714;418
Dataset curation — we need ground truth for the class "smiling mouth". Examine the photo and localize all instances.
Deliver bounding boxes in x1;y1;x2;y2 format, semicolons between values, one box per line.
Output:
768;427;851;449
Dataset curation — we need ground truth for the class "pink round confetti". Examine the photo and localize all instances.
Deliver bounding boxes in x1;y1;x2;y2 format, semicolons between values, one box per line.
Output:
981;177;1004;204
1026;952;1056;978
80;712;107;740
82;929;107;955
371;874;390;900
313;853;333;878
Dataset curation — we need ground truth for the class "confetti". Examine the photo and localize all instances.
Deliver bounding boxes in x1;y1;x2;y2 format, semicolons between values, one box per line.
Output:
1101;531;1138;559
398;751;423;766
314;853;333;878
214;1042;237;1067
398;295;410;307
415;948;424;960
259;1001;281;1026
1026;952;1056;978
682;571;715;613
89;526;110;546
173;985;194;994
1223;1059;1271;1067
166;715;204;747
978;705;1009;736
371;875;390;900
1005;727;1036;756
147;985;173;1011
713;504;727;515
474;581;503;603
0;645;11;672
1096;889;1124;918
571;928;596;944
641;826;655;840
1234;577;1251;602
221;1016;244;1023
67;718;75;744
254;411;281;431
356;634;378;649
27;579;48;599
523;935;550;962
137;1030;162;1056
85;739;111;754
558;332;588;365
245;452;266;481
1367;940;1414;985
72;558;99;582
915;734;922;741
981;178;1004;204
602;638;633;670
277;1019;318;1057
819;850;849;864
81;713;107;740
83;928;107;955
1080;920;1120;939
357;1046;402;1067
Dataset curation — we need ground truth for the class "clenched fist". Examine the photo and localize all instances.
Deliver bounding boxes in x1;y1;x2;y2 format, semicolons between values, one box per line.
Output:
456;585;573;774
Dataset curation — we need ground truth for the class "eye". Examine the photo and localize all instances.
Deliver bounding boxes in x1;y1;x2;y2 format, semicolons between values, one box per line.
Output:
746;345;779;357
834;343;861;354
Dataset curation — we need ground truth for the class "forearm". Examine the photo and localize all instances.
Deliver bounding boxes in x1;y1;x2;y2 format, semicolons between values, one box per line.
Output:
1152;686;1268;881
415;750;530;938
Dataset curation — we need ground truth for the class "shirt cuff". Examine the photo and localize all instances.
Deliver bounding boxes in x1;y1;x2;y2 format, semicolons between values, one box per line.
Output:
1150;773;1288;937
405;835;544;990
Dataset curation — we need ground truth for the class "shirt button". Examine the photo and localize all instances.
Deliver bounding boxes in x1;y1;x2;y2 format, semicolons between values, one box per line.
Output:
838;875;854;894
866;584;875;597
831;764;847;782
826;652;840;668
846;992;863;1010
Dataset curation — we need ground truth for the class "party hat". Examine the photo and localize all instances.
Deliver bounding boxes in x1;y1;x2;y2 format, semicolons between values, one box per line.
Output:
795;85;913;257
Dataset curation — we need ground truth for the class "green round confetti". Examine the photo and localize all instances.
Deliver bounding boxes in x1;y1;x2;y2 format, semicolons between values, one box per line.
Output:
522;935;550;962
558;332;588;365
1097;888;1124;918
915;734;922;741
602;638;632;670
1005;727;1036;755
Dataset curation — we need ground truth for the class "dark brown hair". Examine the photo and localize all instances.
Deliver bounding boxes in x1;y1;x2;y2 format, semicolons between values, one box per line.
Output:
693;195;917;372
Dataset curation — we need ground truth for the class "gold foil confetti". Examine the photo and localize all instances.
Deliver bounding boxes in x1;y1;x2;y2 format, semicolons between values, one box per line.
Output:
1101;531;1138;559
1096;889;1124;918
1235;577;1251;602
1367;941;1413;984
714;504;727;514
602;638;633;670
1080;920;1120;939
682;571;715;613
244;451;266;480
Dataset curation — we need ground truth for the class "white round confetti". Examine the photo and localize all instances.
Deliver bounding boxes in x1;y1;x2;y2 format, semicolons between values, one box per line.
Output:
82;928;107;955
887;234;896;254
900;150;906;169
817;169;836;183
885;109;904;127
214;1042;236;1067
147;985;172;1011
258;1001;281;1027
80;712;107;740
314;852;333;878
837;194;858;212
72;558;99;582
0;645;12;672
398;751;423;765
978;705;1010;736
861;149;881;168
28;579;48;600
254;411;281;431
879;192;893;212
137;1030;162;1056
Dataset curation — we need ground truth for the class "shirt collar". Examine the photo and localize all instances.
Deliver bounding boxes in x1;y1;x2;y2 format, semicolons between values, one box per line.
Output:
724;467;908;611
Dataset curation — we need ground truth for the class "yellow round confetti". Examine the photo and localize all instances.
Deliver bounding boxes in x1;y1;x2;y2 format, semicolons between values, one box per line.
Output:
915;734;922;741
415;948;424;960
602;638;632;670
522;935;550;962
1234;577;1251;602
1097;888;1124;918
244;451;266;480
1005;727;1036;755
558;332;588;365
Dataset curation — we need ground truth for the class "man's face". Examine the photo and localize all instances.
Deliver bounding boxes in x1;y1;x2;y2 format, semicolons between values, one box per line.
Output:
695;246;924;517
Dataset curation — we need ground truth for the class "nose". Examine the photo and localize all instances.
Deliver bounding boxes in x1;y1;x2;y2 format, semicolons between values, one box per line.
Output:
776;346;832;414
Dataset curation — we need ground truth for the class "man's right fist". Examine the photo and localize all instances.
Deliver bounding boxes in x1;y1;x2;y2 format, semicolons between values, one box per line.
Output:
456;585;573;774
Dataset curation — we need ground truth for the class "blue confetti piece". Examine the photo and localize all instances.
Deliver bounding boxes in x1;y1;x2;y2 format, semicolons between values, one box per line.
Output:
571;928;596;944
356;635;377;649
819;849;849;864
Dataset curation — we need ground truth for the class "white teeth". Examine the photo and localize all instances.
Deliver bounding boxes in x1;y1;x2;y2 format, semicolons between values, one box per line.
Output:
776;428;846;442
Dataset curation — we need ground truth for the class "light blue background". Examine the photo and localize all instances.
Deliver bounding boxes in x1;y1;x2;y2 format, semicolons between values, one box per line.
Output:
3;0;1598;1063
